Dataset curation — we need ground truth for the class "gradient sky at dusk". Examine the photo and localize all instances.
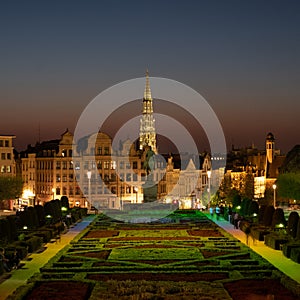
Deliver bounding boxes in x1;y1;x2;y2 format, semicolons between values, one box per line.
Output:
0;0;299;153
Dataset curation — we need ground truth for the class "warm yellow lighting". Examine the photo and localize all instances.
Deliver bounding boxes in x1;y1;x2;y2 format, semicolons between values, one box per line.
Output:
22;189;34;199
236;205;241;210
46;215;52;219
253;213;257;217
61;206;67;211
207;170;211;178
272;184;277;190
23;226;28;230
52;188;55;193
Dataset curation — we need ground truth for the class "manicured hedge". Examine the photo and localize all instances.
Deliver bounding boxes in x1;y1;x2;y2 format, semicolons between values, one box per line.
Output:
25;236;43;253
264;233;288;250
290;247;300;263
282;243;300;258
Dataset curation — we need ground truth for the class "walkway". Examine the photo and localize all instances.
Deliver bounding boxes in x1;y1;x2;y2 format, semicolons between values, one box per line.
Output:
0;215;96;300
208;214;300;284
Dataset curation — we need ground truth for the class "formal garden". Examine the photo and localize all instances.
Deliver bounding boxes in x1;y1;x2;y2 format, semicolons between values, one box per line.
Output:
5;209;300;300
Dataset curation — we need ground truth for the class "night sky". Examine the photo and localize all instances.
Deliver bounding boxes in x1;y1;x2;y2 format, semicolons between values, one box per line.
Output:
0;0;299;153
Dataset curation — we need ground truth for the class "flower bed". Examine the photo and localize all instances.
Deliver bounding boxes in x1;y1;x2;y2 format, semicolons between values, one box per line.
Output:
187;229;224;237
71;250;111;260
24;281;92;300
224;279;298;300
83;230;119;238
87;272;229;282
201;249;233;259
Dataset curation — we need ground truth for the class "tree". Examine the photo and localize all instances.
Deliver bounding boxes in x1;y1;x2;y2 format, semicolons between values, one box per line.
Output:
0;176;23;201
276;173;300;201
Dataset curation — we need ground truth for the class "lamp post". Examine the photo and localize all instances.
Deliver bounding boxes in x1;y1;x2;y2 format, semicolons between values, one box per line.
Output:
272;184;277;208
87;171;92;210
51;188;55;200
207;170;211;207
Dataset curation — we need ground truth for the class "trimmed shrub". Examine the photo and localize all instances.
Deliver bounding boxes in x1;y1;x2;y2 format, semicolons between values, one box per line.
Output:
282;243;300;258
258;205;267;224
271;208;287;228
25;236;43;253
290;247;300;264
248;201;259;217
287;211;299;238
264;233;288;250
297;218;300;240
263;206;275;227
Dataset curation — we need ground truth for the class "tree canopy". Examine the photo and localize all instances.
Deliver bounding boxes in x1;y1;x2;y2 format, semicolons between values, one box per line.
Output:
0;176;23;201
277;173;300;200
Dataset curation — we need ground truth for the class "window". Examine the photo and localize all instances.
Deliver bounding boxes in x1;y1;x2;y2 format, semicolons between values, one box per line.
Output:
90;147;95;155
1;153;5;160
104;161;110;169
69;174;74;182
111;161;116;170
75;162;80;170
75;186;81;195
132;161;138;169
126;173;131;181
56;161;61;169
126;162;131;169
69;161;73;169
119;161;124;169
63;175;67;182
1;166;5;172
97;161;102;169
0;140;3;147
104;147;109;155
62;187;67;195
111;186;116;194
69;187;74;196
62;161;67;170
7;153;11;160
5;140;9;147
133;173;138;181
97;147;102;155
56;187;61;195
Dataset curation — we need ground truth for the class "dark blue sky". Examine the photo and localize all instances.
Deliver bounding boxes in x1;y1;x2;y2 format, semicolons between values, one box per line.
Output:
1;0;299;153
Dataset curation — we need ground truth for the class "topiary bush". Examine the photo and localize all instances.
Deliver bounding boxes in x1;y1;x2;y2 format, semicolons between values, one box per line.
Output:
271;208;287;228
263;206;275;227
258;205;267;224
287;211;299;238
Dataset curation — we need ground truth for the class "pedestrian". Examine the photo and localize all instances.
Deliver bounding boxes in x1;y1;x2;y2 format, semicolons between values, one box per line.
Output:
0;248;11;272
209;206;214;218
234;212;239;229
10;249;21;269
216;205;220;220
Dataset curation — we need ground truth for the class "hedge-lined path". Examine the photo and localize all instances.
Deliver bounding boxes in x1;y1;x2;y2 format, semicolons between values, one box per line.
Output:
0;215;96;300
208;214;300;284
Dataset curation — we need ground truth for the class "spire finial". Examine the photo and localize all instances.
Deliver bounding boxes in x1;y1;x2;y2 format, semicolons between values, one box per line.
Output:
144;69;152;100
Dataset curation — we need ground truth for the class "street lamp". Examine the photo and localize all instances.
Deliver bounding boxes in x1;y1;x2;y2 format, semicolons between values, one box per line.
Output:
51;188;55;200
87;171;92;209
272;184;277;208
134;186;138;203
207;170;211;206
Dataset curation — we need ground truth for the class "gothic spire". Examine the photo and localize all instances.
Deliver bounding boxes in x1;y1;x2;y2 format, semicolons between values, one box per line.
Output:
144;69;152;101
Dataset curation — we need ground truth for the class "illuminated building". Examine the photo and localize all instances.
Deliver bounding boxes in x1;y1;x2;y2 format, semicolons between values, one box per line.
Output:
0;135;16;177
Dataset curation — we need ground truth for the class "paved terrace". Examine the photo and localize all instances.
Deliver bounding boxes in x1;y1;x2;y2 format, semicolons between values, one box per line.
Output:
0;212;299;299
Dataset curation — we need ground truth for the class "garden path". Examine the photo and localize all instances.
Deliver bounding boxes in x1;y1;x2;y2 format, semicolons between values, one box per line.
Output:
208;213;300;284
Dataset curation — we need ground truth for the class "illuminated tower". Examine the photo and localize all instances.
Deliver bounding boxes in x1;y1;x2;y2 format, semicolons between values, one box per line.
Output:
139;70;157;153
266;132;275;164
